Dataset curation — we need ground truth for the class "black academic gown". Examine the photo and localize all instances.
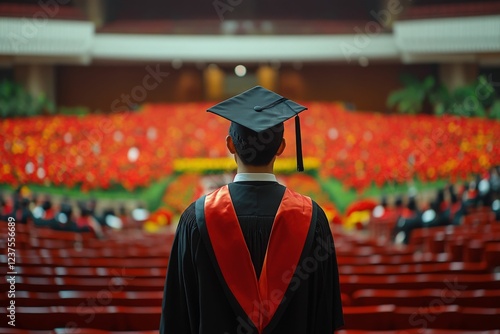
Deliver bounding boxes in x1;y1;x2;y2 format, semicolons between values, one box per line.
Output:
160;181;344;334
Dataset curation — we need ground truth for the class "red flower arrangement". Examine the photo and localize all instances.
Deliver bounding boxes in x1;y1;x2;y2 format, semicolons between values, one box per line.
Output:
1;102;499;192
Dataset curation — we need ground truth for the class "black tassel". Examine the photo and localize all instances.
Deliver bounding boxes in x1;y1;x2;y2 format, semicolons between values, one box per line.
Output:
295;115;304;172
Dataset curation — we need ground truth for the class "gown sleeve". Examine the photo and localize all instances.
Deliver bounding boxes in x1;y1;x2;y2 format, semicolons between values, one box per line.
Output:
160;203;200;334
310;203;344;333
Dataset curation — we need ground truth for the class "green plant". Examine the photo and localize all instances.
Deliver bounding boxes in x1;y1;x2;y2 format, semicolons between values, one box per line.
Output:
0;79;54;118
490;100;500;120
387;74;436;114
428;84;450;116
388;74;499;119
434;75;496;118
59;106;91;116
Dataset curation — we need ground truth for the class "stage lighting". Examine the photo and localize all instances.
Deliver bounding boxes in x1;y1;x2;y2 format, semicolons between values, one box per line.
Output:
234;65;247;77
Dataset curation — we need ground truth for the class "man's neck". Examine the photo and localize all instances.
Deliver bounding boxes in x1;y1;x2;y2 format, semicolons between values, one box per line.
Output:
237;164;274;174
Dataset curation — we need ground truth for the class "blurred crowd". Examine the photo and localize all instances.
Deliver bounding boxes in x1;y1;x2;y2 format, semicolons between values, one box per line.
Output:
374;166;500;244
0;186;149;238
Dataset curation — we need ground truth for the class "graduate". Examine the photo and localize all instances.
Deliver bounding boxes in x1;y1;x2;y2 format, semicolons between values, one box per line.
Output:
160;86;343;334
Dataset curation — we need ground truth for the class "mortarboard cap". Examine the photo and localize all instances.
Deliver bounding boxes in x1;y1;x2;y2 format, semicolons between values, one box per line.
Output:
207;86;307;171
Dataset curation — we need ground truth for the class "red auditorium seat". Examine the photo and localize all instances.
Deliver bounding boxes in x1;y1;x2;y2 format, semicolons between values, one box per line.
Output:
3;291;163;307
12;257;168;268
337;252;452;266
341;293;352;306
368;216;398;241
336;245;416;258
342;305;460;330
14;266;167;278
463;211;495;227
0;306;161;331
340;273;500;295
464;239;485;263
339;262;488;276
485;243;500;269
448;238;466;262
352;289;500;308
342;305;396;330
0;222;30;234
343;305;500;330
0;329;51;334
28;239;79;250
53;330;158;334
337;330;500;334
17;248;169;258
392;305;461;330
458;307;500;330
31;228;94;242
12;276;165;292
409;225;457;249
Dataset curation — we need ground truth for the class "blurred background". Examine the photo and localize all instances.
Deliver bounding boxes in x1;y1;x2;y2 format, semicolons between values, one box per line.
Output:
1;0;500;332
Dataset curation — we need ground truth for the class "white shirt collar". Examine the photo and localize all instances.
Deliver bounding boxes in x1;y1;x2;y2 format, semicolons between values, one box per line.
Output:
233;173;277;183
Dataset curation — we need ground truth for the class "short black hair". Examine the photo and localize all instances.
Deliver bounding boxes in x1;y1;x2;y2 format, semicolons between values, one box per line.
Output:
229;122;284;166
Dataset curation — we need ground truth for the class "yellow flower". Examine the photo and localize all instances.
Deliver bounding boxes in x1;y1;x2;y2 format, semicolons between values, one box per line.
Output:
173;157;320;173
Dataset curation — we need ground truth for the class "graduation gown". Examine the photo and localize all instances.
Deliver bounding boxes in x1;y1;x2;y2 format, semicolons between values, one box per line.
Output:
160;181;343;334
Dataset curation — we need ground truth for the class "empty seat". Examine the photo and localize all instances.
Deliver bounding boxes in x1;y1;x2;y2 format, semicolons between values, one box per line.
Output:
343;305;500;330
14;266;167;278
340;273;500;295
9;277;165;293
352;289;500;308
0;306;161;331
2;291;163;308
339;262;488;276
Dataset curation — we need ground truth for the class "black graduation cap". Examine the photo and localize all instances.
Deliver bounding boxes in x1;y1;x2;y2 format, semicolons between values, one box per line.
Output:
207;86;307;171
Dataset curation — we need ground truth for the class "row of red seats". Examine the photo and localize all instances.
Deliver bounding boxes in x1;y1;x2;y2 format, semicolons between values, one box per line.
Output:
3;221;499;331
338;331;500;334
368;209;498;244
341;305;500;330
15;247;170;259
0;223;171;240
3;288;499;309
0;306;161;331
2;273;499;295
1;234;170;251
4;261;489;278
4;328;497;334
409;224;500;250
1;305;499;331
347;288;500;308
9;266;167;278
5;244;499;272
0;256;168;268
1;291;164;308
2;329;157;334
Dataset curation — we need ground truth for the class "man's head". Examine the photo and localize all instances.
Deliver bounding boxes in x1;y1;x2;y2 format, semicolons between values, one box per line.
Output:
226;122;286;167
207;86;306;171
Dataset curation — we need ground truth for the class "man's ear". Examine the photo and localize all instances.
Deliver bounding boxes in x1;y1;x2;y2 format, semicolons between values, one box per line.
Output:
226;135;236;154
276;138;286;156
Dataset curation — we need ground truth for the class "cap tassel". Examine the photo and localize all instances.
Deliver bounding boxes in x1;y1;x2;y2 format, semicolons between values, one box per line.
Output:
295;115;304;172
